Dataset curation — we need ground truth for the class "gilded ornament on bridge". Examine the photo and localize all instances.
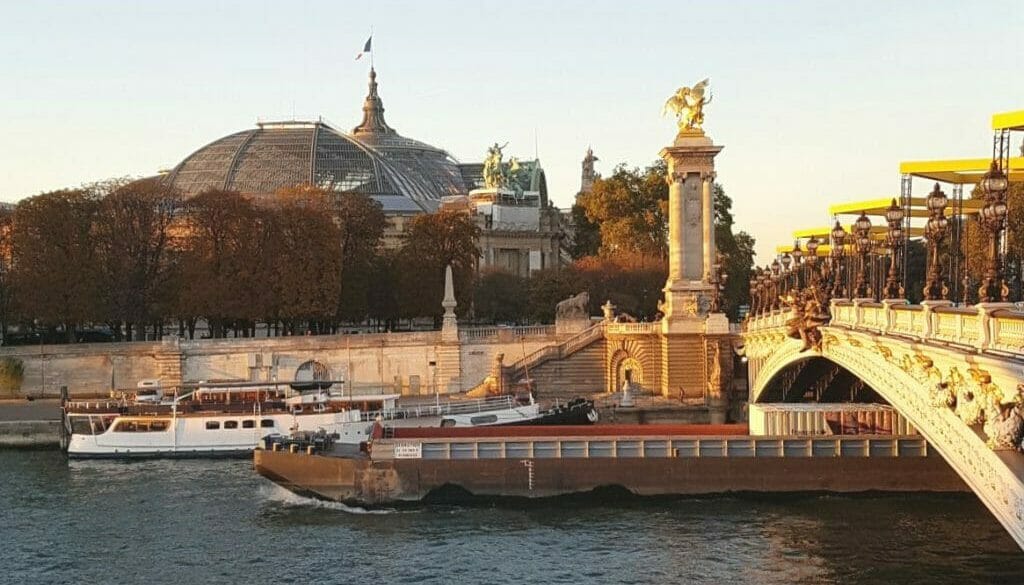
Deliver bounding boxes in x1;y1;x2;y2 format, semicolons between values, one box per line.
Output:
662;78;712;133
781;286;828;352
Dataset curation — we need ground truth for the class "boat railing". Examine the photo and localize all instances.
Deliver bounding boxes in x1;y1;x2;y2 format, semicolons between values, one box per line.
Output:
360;395;520;422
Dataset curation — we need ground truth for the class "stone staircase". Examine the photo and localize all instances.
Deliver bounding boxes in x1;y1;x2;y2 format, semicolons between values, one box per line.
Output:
505;324;607;397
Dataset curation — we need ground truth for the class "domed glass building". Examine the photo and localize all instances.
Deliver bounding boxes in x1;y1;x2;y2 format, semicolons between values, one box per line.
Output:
160;67;563;276
164;69;478;211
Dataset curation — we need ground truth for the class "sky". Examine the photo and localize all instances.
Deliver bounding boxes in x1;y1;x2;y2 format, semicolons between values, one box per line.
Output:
1;0;1022;261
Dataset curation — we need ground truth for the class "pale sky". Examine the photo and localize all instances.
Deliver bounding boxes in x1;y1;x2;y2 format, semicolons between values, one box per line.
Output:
1;0;1022;261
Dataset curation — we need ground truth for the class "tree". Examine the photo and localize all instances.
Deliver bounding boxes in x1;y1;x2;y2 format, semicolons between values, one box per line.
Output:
0;207;13;342
713;184;756;320
330;191;386;323
92;178;181;341
395;211;480;324
11;189;101;341
262;190;343;334
474;270;529;324
575;161;668;258
178;190;264;338
525;267;583;323
568;202;600;259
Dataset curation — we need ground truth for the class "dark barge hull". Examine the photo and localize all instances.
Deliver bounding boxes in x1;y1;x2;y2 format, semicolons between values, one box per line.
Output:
254;428;968;506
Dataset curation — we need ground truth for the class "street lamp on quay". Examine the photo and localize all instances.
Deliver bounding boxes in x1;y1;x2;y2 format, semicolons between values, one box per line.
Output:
978;160;1010;303
853;212;873;299
883;198;906;300
830;220;847;299
923;183;950;301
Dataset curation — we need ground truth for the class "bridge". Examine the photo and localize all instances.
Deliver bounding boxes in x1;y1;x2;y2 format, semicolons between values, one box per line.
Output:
745;300;1024;548
743;110;1024;549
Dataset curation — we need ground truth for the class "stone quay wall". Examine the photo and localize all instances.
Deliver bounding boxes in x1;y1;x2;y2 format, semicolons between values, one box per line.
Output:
0;329;564;398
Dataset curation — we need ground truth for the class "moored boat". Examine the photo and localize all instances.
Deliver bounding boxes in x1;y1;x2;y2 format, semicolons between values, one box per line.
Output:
62;379;549;459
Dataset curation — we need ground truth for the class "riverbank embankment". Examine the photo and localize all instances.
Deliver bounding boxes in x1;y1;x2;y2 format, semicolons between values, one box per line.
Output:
0;400;61;448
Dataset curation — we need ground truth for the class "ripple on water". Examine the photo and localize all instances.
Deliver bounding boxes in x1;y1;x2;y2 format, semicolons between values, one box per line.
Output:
1;451;1023;585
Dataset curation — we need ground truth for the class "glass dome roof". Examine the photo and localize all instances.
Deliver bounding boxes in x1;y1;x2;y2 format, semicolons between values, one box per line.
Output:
164;69;468;207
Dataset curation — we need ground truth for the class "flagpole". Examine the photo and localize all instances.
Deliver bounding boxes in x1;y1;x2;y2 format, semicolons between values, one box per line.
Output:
370;26;374;70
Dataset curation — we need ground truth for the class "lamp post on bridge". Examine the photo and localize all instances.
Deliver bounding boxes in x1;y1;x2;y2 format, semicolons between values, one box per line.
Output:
978;161;1010;303
760;267;771;315
806;236;820;287
923;183;950;301
780;252;792;297
770;259;781;311
853;212;873;298
791;240;804;291
830;220;846;299
883;198;906;300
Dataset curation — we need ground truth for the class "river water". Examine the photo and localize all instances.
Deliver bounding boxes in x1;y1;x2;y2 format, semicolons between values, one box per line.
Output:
3;450;1022;585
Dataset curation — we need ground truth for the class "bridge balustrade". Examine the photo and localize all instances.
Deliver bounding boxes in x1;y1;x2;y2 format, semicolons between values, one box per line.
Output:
747;299;1024;356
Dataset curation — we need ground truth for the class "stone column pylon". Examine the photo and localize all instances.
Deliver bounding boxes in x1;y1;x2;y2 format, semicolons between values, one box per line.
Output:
659;129;724;399
658;130;723;333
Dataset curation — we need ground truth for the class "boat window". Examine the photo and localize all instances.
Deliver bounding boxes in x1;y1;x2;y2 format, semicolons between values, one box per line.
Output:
260;419;275;428
470;414;499;425
69;417;93;435
242;420;255;429
223;420;238;429
205;421;220;430
440;418;457;427
112;419;171;432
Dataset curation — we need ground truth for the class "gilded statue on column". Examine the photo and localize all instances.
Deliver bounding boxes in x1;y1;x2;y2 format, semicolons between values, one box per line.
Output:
663;78;712;133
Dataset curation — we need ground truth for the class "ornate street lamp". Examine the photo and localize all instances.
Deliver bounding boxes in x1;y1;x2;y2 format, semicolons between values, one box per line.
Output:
770;260;781;310
805;236;819;285
853;212;873;298
978;161;1010;303
923;183;949;301
830;220;846;299
882;198;905;299
791;240;804;290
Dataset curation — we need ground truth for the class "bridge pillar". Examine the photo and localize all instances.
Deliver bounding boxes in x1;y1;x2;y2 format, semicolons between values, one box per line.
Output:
657;130;727;399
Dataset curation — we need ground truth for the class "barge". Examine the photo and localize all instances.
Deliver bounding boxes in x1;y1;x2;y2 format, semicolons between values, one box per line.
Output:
253;424;968;505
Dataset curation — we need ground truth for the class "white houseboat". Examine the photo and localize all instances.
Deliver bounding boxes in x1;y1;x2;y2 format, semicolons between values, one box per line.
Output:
62;380;542;459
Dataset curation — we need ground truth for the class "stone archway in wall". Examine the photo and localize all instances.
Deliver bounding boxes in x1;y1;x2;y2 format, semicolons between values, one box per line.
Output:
293;359;332;391
616;357;644;394
605;337;658;394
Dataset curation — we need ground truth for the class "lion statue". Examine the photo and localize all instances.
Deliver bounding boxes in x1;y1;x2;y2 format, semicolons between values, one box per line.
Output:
556;291;590;320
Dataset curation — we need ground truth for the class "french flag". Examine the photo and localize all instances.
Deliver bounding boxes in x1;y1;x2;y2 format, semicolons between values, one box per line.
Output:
355;36;372;60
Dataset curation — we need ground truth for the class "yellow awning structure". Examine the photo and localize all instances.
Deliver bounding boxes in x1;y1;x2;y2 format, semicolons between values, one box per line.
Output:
828;197;985;218
898;156;1024;184
992;109;1024;131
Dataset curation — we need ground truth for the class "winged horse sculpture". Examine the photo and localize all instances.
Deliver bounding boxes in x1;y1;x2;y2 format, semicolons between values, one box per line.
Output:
663;78;712;132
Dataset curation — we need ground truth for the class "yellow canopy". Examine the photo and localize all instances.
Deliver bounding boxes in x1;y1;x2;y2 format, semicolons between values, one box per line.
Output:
828;197;985;218
992;109;1024;131
898;156;1024;185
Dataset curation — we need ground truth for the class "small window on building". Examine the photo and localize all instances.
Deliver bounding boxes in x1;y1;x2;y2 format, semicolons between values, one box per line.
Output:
242;420;255;429
260;419;275;428
206;421;220;430
224;420;238;429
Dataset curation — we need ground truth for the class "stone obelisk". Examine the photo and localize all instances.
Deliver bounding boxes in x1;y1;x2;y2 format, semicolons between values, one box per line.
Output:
658;80;728;400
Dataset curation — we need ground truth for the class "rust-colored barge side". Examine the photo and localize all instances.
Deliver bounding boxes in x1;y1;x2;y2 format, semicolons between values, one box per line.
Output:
254;427;968;506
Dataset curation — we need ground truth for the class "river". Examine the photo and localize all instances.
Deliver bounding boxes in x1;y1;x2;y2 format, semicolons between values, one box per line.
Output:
2;450;1022;585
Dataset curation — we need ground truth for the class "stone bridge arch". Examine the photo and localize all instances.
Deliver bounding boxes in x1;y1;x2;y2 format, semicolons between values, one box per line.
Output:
744;325;1024;548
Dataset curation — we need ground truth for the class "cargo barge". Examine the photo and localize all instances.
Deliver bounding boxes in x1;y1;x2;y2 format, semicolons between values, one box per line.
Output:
253;424;967;505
